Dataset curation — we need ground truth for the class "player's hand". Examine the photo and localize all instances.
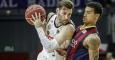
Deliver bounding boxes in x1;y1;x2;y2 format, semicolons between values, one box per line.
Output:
56;48;67;56
30;12;46;28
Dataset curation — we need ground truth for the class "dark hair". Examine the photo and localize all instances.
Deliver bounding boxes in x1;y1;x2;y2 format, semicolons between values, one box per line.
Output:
86;2;103;18
57;0;74;9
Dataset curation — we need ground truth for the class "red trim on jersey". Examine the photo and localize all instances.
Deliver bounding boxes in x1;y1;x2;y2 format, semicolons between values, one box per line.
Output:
48;35;54;40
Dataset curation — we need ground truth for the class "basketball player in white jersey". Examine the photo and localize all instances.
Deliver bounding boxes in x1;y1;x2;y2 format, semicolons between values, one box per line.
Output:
31;0;75;60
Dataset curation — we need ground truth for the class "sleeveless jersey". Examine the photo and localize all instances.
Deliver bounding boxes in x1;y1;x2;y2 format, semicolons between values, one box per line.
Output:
42;14;65;60
67;26;97;60
37;14;74;60
46;14;74;60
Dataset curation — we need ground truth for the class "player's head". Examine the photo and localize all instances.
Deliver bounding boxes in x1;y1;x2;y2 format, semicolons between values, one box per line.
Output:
56;0;74;24
83;2;103;24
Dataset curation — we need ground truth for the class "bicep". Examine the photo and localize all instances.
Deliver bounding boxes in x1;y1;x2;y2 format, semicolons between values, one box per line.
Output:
86;34;101;50
55;25;75;45
60;39;70;49
86;34;100;60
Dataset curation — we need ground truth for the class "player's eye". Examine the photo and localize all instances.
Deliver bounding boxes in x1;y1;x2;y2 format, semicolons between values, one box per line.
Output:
68;13;71;16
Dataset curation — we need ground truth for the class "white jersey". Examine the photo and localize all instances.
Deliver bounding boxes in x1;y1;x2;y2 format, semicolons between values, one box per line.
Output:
37;14;65;60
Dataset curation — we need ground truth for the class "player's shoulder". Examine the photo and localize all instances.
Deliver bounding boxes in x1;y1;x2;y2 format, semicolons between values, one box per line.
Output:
67;23;75;29
85;33;101;45
47;12;55;22
86;33;100;41
48;12;55;16
60;23;75;33
88;33;100;38
63;20;75;29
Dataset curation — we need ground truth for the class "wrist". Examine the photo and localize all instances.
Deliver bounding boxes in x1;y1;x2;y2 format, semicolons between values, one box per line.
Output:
35;24;42;29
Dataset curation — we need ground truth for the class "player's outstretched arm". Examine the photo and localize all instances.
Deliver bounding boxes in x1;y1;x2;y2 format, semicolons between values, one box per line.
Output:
31;12;75;52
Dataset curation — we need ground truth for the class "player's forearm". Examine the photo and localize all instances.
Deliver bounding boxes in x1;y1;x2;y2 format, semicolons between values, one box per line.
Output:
36;27;59;52
89;49;99;60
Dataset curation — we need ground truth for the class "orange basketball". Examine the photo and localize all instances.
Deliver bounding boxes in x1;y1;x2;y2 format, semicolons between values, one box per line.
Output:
25;4;46;25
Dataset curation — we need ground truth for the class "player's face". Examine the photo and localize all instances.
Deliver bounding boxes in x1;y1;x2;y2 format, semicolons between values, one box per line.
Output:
58;6;72;24
83;7;97;24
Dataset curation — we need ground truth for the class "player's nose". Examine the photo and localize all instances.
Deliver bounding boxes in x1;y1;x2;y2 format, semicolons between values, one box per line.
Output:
64;15;68;20
84;12;87;17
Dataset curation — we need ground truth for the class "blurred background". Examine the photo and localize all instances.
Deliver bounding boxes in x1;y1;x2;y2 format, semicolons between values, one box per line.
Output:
0;0;115;60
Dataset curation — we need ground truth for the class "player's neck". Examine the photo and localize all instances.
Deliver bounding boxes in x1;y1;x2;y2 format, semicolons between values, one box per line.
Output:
80;23;96;30
83;23;96;27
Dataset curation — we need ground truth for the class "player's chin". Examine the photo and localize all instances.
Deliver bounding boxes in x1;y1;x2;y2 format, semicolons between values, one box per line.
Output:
83;18;88;22
63;21;69;24
83;20;86;23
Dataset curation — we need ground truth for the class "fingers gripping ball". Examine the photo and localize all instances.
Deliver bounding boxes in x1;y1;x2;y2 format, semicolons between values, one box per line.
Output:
25;4;46;25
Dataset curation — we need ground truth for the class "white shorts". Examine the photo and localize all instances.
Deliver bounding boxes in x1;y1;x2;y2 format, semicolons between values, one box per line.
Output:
37;48;65;60
37;48;56;60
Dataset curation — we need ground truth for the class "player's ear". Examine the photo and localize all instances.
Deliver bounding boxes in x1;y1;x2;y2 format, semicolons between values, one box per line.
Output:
56;8;59;13
96;14;100;20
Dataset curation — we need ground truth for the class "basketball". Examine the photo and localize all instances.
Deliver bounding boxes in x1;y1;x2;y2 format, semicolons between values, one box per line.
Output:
25;4;46;25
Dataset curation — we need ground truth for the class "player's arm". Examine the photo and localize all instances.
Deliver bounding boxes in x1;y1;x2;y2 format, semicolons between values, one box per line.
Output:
31;12;75;52
55;24;75;46
85;34;101;60
36;24;75;52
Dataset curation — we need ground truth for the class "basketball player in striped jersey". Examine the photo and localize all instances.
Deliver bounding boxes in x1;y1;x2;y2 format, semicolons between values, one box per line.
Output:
67;2;103;60
30;0;75;60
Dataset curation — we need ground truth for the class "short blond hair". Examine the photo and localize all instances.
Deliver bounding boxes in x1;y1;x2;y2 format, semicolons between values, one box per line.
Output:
57;0;74;9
